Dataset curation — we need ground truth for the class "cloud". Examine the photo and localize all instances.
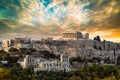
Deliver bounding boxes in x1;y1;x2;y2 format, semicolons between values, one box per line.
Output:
0;0;120;42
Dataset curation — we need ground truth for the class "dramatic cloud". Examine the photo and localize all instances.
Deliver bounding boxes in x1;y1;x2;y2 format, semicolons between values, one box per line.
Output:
0;0;120;42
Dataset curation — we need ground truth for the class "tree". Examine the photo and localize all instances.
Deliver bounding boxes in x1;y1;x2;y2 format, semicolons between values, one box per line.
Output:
94;45;97;49
41;50;58;59
0;53;9;61
96;36;101;42
9;47;18;52
94;36;101;42
117;55;120;65
2;54;9;60
103;40;106;50
29;48;37;52
0;68;18;80
20;48;29;54
99;47;102;50
69;75;81;80
103;76;116;80
0;50;7;54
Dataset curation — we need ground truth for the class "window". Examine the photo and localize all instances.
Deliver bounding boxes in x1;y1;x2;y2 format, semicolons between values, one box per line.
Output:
47;64;49;67
56;64;58;66
44;64;46;67
68;64;71;67
50;64;52;67
59;64;61;66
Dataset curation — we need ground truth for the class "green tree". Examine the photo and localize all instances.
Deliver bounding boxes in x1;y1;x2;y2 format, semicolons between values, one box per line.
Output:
0;50;7;54
103;76;116;80
94;36;101;42
20;48;29;54
69;75;81;80
0;53;9;60
9;47;18;52
29;48;36;52
0;68;18;80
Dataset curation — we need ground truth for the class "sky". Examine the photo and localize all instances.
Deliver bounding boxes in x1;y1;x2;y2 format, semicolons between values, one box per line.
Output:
0;0;120;42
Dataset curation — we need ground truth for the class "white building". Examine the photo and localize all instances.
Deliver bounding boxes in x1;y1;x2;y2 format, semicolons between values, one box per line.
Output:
16;43;29;49
1;37;31;51
1;39;12;51
62;31;84;40
18;54;71;72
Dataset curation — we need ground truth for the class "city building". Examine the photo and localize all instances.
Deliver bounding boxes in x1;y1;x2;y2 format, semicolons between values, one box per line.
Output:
18;54;71;72
84;33;89;39
62;31;89;40
1;37;31;51
62;31;83;40
1;39;13;51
